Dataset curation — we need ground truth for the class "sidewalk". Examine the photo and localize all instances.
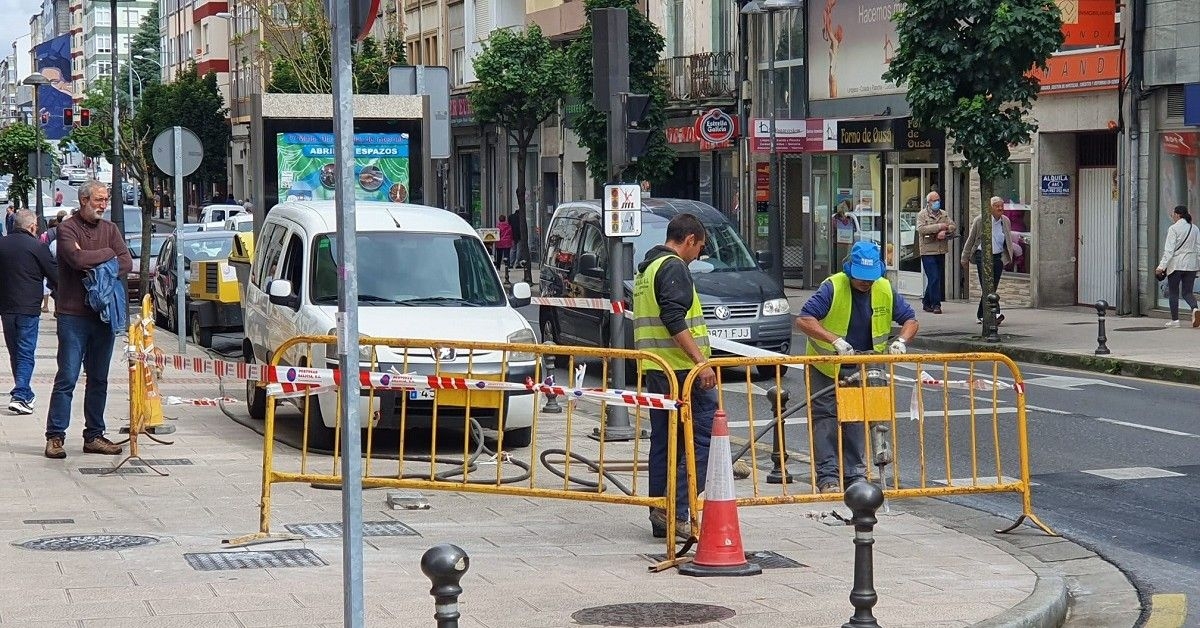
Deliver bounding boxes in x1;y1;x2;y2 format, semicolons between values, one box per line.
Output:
0;313;1140;627
784;285;1200;385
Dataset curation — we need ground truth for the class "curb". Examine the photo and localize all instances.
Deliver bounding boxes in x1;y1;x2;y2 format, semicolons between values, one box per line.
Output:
972;569;1069;628
910;335;1200;386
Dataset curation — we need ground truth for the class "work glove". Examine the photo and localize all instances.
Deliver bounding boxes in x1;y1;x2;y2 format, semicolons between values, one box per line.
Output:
889;339;907;355
833;337;855;356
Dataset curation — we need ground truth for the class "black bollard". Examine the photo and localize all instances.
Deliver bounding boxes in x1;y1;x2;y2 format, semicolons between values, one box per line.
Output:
842;481;884;628
765;386;792;484
541;343;562;414
1094;300;1111;355
984;293;1002;343
421;544;470;628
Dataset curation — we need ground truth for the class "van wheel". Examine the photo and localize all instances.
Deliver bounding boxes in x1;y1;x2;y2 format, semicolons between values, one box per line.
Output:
191;315;212;348
539;313;560;344
502;426;532;449
153;296;167;328
245;350;268;421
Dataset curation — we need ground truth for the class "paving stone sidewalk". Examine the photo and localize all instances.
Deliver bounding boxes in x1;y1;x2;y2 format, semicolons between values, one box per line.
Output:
0;313;1127;627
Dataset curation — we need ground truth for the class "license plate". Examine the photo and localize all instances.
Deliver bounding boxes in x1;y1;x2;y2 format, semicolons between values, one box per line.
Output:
709;327;751;340
408;389;435;401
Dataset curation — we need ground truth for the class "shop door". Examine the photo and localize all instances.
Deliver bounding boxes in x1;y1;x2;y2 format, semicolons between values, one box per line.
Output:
1076;167;1119;304
887;165;939;296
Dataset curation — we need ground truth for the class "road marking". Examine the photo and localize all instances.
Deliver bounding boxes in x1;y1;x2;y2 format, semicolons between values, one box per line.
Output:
1081;467;1186;481
1144;593;1188;628
727;406;1017;428
1025;404;1073;415
719;382;768;396
1093;418;1200;438
1021;374;1139;391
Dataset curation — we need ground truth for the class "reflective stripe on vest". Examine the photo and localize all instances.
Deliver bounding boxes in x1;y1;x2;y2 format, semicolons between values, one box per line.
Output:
632;254;710;372
806;273;893;378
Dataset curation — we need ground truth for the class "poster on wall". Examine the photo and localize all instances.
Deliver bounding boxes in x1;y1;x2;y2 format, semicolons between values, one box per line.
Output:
277;133;410;203
808;0;905;100
32;34;73;141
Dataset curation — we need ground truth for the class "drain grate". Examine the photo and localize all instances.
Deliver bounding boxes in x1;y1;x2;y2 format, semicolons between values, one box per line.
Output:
78;467;146;475
16;534;159;551
283;521;420;538
184;549;328;571
642;550;806;570
1113;326;1166;332
572;602;735;627
130;458;193;466
23;519;75;525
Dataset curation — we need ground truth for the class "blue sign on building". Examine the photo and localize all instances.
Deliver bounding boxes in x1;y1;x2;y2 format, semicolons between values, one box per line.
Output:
1185;83;1200;127
1040;174;1070;197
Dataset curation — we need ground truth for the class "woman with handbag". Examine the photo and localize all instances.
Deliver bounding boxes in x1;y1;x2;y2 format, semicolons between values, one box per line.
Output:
1155;205;1200;328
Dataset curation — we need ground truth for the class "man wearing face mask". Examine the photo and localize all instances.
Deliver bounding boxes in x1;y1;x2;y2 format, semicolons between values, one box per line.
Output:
915;191;955;313
794;241;919;493
43;179;132;459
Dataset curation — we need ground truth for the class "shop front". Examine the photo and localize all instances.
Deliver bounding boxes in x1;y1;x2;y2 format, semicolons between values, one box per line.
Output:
660;108;740;220
1155;129;1199;310
450;94;483;227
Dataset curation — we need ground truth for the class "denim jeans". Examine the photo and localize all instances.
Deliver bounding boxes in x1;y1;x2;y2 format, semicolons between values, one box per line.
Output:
1166;270;1199;320
647;369;717;520
46;313;116;441
2;313;40;403
974;252;1005;319
809;365;867;487
921;255;945;309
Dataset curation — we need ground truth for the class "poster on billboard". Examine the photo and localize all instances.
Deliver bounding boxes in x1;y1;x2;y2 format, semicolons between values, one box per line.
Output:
808;0;904;100
276;132;411;203
33;34;73;141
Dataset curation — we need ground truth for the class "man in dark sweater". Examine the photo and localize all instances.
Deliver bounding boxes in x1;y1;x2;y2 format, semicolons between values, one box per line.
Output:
45;180;132;459
0;210;57;415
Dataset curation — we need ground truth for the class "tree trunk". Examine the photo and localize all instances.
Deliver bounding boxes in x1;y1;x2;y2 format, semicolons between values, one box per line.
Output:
515;133;534;285
978;175;997;337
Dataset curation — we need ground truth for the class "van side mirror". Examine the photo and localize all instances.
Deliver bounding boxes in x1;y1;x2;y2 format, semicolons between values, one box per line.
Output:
268;279;299;309
577;252;604;279
510;282;532;308
755;250;773;270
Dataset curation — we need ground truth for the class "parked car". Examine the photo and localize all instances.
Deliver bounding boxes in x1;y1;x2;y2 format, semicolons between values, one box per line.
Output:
126;233;170;303
224;213;254;233
241;200;536;449
539;198;792;372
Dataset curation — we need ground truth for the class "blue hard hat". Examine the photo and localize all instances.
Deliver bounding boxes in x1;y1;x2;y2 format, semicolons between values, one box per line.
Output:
843;241;885;281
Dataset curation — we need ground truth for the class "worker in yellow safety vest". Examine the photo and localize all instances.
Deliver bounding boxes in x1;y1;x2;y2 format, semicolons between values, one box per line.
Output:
632;213;717;540
794;240;920;493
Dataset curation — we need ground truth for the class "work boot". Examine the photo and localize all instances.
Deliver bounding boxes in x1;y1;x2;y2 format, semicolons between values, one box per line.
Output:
82;436;123;455
44;437;66;459
648;508;691;541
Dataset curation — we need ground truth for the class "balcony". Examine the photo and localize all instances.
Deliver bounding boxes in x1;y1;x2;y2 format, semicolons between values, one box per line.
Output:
658;51;736;102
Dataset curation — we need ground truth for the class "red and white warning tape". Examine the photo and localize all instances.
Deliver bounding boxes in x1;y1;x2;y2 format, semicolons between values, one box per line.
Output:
531;296;626;314
905;370;1020;419
165;396;240;406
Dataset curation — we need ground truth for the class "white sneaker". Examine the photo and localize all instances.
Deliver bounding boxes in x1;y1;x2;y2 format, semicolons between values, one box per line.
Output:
1165;320;1181;328
7;399;33;415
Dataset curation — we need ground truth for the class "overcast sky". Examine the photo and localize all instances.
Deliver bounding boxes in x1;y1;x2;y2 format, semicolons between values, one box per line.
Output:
3;0;37;61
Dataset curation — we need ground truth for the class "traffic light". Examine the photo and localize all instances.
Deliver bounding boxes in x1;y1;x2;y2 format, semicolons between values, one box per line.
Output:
79;108;91;127
63;108;73;127
621;93;653;163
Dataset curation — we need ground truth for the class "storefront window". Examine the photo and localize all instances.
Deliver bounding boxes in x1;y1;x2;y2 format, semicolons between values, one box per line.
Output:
993;162;1033;275
812;153;884;277
1157;131;1200;307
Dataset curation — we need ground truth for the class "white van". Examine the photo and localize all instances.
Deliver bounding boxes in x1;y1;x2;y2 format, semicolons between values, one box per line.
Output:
242;201;537;448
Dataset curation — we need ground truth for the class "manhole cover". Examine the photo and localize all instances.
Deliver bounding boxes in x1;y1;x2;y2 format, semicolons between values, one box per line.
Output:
78;467;146;475
283;521;420;538
23;519;75;525
1114;326;1165;332
184;549;327;571
130;458;193;466
16;534;159;551
571;602;735;627
642;550;806;570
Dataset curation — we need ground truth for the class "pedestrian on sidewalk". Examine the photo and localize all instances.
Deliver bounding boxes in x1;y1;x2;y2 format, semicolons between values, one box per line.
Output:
1155;205;1200;328
495;214;513;272
916;190;955;314
43;180;131;459
509;209;526;269
632;213;717;539
40;210;69;314
0;210;58;416
961;197;1016;324
794;241;919;493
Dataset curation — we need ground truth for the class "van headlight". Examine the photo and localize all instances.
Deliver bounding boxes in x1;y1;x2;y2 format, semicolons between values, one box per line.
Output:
506;328;537;362
762;298;791;316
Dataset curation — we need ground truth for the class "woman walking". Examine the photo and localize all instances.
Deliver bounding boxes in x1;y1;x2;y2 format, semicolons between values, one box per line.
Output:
1155;205;1200;328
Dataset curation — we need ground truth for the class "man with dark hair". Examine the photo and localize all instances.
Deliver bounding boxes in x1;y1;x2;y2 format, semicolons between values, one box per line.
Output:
44;179;131;459
0;210;58;415
632;212;717;539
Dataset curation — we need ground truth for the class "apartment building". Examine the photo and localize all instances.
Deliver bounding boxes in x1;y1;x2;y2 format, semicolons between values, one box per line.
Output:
159;0;231;101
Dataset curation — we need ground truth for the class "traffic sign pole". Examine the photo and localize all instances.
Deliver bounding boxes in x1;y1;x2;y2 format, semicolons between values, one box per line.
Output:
173;126;186;357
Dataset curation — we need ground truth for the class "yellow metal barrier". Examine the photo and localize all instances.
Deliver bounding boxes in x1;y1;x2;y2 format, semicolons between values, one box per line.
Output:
227;335;688;566
107;294;171;475
678;352;1055;538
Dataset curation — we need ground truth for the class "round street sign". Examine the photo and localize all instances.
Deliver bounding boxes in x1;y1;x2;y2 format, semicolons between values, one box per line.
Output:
152;126;204;177
696;109;736;146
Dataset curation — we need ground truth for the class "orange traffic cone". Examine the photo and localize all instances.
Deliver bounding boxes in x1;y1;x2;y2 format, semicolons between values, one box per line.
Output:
679;409;762;577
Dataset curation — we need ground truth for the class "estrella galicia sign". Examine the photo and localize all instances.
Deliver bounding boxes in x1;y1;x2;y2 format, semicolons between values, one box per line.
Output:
696;109;737;146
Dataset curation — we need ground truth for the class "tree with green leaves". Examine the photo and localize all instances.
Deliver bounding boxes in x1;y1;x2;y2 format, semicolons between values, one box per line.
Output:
62;79;116;162
882;0;1063;335
470;25;568;284
118;5;161;106
0;122;55;211
566;0;674;185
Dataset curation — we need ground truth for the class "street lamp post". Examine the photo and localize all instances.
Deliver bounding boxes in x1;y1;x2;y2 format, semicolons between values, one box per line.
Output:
743;0;803;288
22;72;51;230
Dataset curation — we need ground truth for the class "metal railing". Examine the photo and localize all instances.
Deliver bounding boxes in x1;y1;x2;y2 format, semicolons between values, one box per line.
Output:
658;51;736;102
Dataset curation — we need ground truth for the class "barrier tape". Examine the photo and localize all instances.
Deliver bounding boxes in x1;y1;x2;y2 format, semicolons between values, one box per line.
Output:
906;370;1019;420
165;396;240;406
531;295;626;314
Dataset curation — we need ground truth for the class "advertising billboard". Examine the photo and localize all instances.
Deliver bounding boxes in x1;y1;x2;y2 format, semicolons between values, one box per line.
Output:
276;132;411;203
808;0;905;100
32;33;73;141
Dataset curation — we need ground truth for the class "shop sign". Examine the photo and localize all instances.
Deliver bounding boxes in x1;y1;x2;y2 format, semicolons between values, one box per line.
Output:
666;123;699;146
1162;132;1199;157
836;119;895;150
695;109;737;148
892;117;943;150
1033;48;1120;94
1040;174;1071;196
1058;0;1117;47
755;162;770;204
750;118;817;152
450;95;475;126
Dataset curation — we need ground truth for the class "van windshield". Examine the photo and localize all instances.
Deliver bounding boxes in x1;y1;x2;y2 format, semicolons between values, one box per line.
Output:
630;220;757;272
310;232;506;307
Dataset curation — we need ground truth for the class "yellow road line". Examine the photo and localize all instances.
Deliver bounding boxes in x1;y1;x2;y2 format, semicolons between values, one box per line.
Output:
1144;593;1188;628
